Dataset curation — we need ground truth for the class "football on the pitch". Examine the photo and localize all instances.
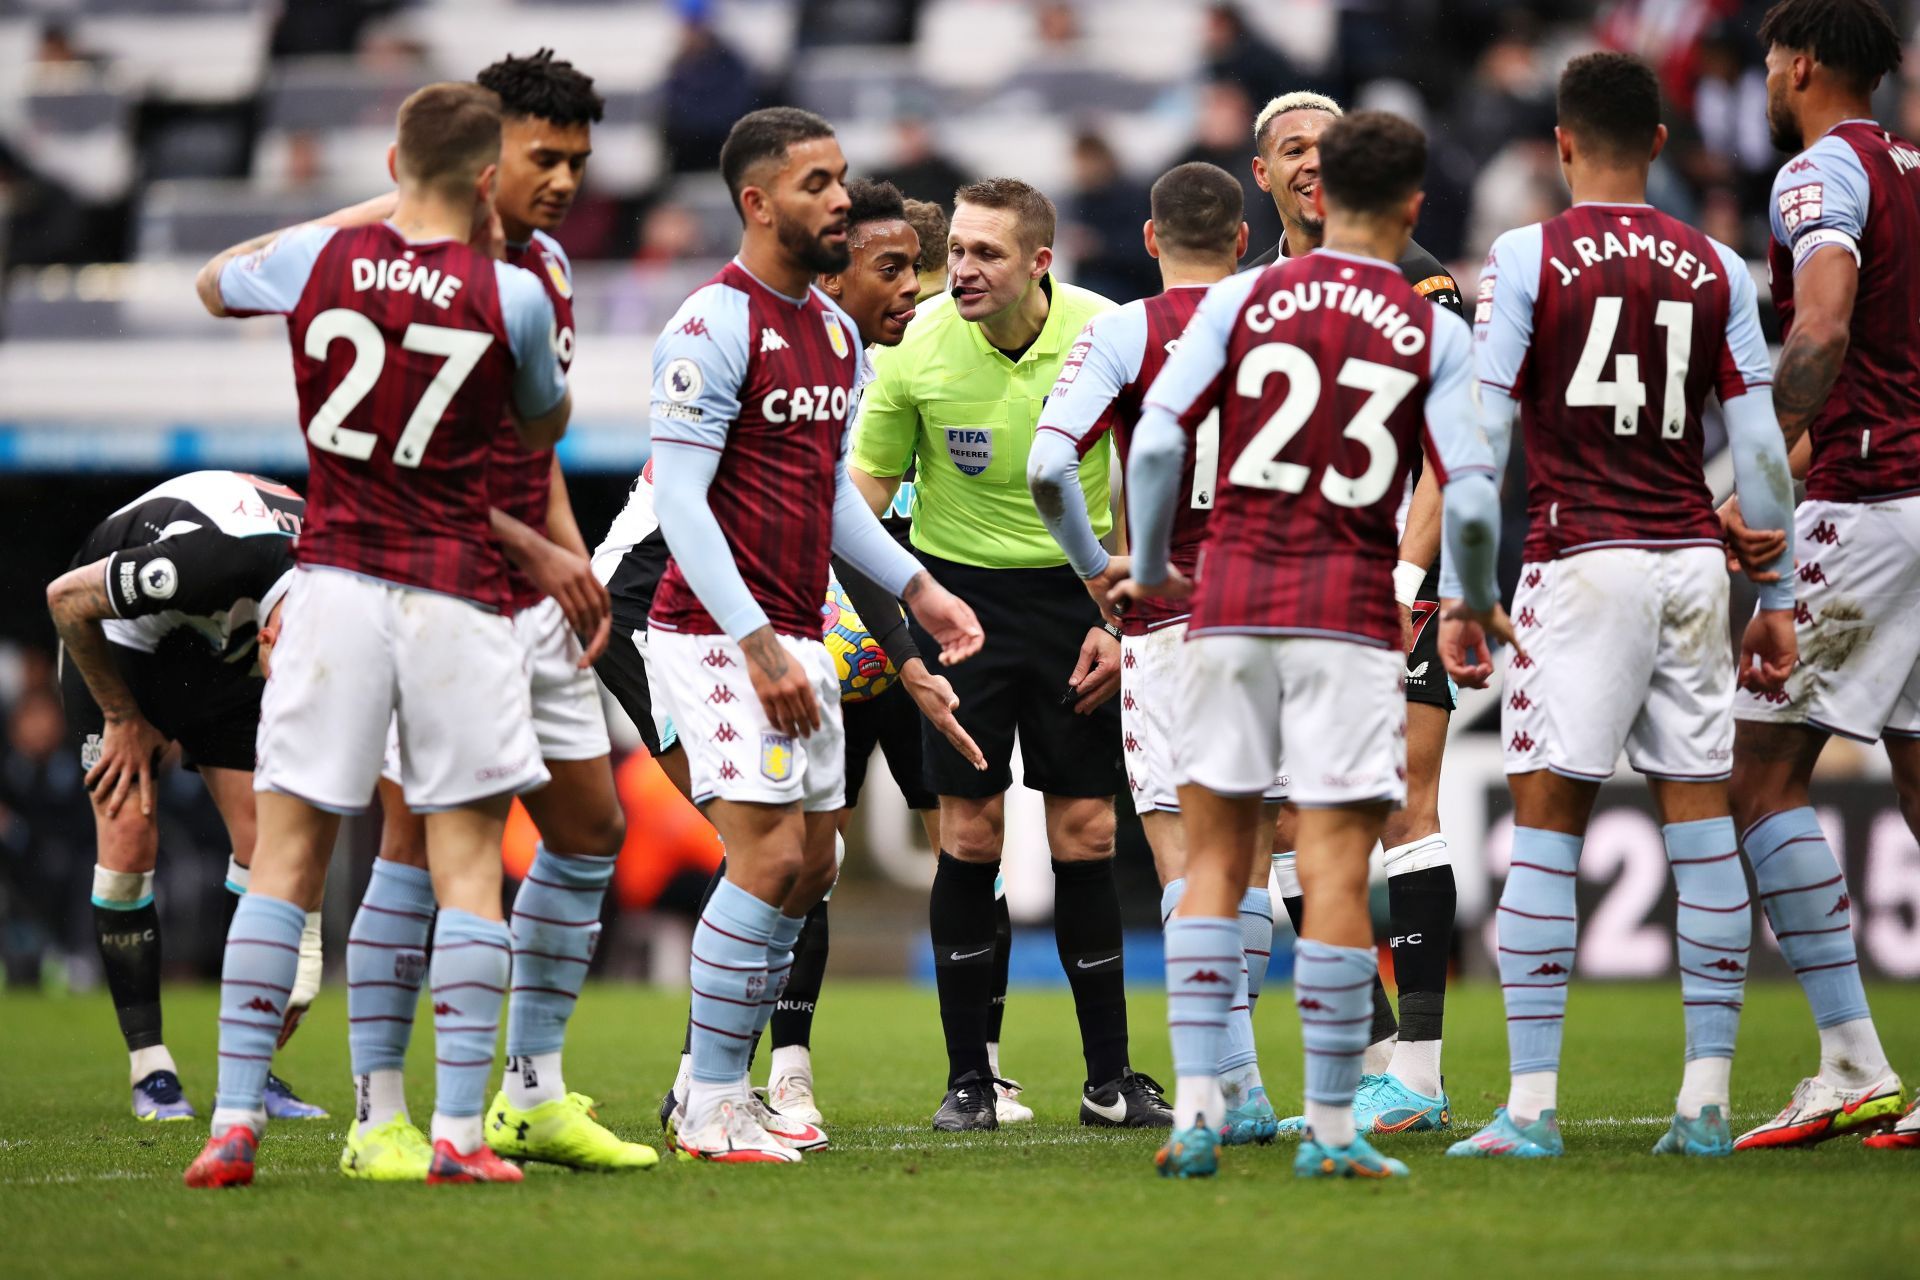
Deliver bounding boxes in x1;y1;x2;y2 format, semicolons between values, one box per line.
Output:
822;579;898;703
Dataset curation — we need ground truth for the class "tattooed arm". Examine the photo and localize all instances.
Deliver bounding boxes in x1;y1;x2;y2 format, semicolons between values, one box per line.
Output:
1773;245;1858;465
46;559;167;818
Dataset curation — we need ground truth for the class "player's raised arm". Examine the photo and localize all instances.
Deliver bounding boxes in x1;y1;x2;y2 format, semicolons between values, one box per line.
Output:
1028;313;1136;584
195;222;339;319
1121;269;1258;595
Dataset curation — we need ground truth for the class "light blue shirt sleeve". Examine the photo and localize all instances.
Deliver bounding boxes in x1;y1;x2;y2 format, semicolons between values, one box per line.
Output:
648;283;750;450
1713;239;1776;394
493;261;567;419
1473;224;1541;397
217;223;336;316
1427;311;1500;609
1130;269;1264;585
1771;134;1871;272
1029;305;1147;577
648;282;767;639
1723;392;1797;612
830;450;924;598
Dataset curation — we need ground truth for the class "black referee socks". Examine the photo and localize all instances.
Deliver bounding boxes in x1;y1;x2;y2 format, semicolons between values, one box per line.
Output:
931;852;1000;1086
987;892;1012;1044
1051;856;1130;1087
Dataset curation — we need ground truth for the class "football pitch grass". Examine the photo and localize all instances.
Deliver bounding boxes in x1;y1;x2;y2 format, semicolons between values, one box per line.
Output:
5;981;1917;1279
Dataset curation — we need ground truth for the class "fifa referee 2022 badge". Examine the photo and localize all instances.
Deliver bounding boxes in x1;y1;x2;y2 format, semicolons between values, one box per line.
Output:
851;178;1173;1133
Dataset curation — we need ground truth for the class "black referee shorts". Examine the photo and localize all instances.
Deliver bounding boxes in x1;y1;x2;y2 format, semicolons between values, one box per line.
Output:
593;624;666;755
907;552;1123;801
844;681;937;810
59;631;262;774
1407;564;1456;713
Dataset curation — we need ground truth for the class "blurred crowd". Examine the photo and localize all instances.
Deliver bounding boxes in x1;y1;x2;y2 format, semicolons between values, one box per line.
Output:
4;0;1913;286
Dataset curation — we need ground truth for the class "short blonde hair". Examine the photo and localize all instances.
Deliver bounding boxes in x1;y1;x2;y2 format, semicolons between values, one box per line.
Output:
1254;91;1343;150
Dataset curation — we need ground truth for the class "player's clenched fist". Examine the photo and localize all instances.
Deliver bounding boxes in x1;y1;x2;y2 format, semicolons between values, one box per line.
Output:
1739;608;1798;694
742;626;821;739
1438;597;1526;689
902;572;984;666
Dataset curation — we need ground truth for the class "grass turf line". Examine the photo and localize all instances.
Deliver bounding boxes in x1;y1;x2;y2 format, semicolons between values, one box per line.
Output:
2;981;1916;1279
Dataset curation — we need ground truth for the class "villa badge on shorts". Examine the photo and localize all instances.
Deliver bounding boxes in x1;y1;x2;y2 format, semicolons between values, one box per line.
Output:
824;313;849;359
946;427;993;476
761;731;795;783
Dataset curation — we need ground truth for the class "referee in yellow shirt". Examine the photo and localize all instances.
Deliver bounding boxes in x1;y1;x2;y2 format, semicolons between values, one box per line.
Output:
853;178;1171;1132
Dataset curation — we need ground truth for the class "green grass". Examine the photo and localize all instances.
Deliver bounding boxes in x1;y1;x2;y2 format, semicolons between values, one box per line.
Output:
3;981;1917;1279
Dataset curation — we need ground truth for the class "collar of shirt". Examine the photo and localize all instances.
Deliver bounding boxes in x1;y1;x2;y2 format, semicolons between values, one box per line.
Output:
730;255;812;308
963;273;1065;366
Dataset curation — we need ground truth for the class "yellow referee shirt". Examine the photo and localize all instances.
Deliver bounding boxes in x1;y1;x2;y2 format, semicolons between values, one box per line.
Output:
852;275;1116;569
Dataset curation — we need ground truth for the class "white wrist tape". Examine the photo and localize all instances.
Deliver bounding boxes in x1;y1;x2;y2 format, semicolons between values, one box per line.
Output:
225;856;251;895
1393;560;1428;610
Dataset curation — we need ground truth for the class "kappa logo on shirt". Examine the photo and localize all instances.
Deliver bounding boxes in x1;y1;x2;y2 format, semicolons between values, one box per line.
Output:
759;327;789;354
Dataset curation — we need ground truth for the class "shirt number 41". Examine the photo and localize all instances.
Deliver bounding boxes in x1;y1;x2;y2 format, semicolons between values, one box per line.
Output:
1567;296;1694;438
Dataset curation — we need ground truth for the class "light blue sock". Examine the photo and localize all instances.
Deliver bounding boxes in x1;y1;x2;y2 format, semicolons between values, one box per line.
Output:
215;893;305;1121
1497;828;1582;1075
1159;878;1186;926
754;911;807;1041
1240;887;1273;1011
1664;818;1749;1060
506;846;613;1058
1296;938;1376;1144
347;859;434;1076
1218;942;1259;1078
689;879;778;1088
1166;915;1239;1127
1745;808;1868;1029
1162;881;1261;1082
429;908;510;1119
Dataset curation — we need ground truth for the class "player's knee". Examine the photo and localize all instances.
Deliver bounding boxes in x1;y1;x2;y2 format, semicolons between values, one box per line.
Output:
549;805;626;861
1050;802;1116;862
942;804;1004;861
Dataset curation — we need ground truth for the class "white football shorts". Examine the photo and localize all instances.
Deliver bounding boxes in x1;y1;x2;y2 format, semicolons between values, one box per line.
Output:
647;627;845;811
256;567;547;813
1178;633;1403;808
1124;624;1286;813
379;595;611;785
1504;546;1733;781
1735;495;1920;743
